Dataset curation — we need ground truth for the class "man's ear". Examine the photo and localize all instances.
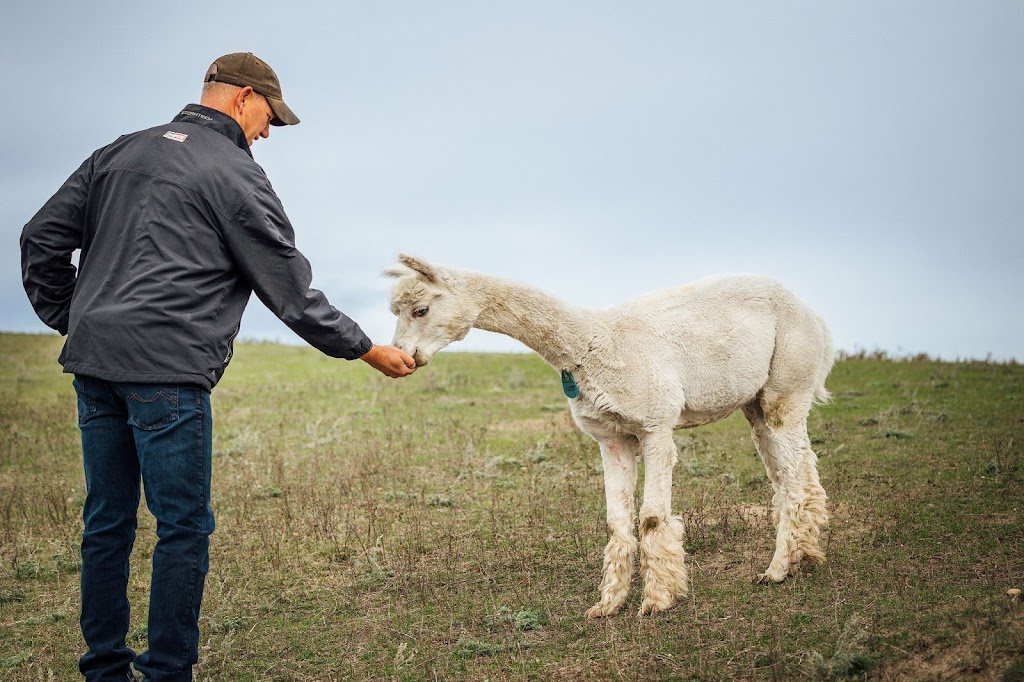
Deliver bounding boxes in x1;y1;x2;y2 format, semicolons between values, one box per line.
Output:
234;86;254;116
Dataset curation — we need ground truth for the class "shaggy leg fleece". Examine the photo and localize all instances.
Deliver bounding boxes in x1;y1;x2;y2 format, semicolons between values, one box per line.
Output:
586;532;637;618
744;401;829;583
757;427;828;582
638;514;688;615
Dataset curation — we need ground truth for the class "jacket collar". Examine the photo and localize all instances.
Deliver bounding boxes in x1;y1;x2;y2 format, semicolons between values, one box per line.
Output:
173;104;252;158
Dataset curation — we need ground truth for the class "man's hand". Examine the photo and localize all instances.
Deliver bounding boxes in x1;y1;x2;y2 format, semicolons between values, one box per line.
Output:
360;344;417;378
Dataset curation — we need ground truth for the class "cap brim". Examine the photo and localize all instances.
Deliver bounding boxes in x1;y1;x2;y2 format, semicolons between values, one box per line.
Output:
267;96;300;126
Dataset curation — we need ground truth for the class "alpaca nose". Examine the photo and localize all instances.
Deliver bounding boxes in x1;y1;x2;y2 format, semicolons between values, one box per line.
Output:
394;340;418;362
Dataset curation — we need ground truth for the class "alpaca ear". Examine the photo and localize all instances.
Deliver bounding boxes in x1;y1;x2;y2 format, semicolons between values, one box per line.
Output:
390;254;441;285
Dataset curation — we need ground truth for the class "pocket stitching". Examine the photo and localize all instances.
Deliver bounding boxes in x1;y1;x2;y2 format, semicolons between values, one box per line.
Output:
126;388;180;431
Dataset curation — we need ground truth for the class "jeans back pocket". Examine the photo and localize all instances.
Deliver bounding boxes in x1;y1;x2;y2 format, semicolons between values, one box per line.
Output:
125;387;180;431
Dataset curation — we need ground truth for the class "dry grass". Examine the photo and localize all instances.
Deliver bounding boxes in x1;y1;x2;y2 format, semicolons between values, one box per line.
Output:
1;334;1022;680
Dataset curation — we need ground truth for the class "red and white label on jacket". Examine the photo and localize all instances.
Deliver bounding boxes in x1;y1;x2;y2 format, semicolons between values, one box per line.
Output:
163;131;188;142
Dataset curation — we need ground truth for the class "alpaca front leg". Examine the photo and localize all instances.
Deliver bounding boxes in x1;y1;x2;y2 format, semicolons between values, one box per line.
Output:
638;432;688;616
586;530;638;618
638;513;688;615
586;436;638;618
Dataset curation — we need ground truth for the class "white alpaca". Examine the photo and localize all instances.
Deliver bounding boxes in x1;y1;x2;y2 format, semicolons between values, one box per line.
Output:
385;255;833;617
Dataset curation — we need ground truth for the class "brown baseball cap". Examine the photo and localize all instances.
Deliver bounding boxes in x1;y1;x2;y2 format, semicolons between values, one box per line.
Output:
204;52;300;126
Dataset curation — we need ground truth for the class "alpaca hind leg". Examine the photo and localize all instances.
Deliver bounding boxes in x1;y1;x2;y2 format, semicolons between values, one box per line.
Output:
763;425;828;578
744;401;827;582
586;435;639;618
794;430;827;557
637;431;688;616
743;402;781;526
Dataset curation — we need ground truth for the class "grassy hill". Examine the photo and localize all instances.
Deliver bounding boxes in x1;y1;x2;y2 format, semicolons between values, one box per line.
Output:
1;333;1021;680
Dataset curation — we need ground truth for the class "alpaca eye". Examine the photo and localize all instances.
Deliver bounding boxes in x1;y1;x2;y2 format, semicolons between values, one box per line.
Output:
412;307;429;319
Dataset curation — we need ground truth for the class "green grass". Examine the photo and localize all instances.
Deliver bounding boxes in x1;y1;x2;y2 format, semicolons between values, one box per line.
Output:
1;333;1022;681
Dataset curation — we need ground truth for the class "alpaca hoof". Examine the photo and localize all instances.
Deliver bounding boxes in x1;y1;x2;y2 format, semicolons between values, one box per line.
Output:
756;566;789;584
586;602;621;619
639;594;677;616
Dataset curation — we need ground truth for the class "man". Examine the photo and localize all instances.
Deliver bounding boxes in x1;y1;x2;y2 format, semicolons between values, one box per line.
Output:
20;52;416;681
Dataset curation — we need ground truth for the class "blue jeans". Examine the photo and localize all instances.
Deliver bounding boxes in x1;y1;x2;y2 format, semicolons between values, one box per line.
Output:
74;377;215;682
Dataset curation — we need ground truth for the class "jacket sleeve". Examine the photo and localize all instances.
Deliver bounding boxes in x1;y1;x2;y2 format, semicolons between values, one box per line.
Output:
224;181;373;360
20;155;94;335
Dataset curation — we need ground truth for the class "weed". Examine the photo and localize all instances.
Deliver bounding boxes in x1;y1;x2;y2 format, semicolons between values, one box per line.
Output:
427;495;456;508
807;615;878;680
492;606;544;631
455;637;521;657
1002;657;1024;682
1;652;32;668
0;588;26;604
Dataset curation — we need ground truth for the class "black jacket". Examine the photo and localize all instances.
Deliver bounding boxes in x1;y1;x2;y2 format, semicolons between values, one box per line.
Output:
20;104;373;390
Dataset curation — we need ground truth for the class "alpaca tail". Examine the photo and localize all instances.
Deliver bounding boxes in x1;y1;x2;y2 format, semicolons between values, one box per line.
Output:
813;315;835;405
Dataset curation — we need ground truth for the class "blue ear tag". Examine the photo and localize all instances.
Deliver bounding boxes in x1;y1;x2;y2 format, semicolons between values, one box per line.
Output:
561;370;579;399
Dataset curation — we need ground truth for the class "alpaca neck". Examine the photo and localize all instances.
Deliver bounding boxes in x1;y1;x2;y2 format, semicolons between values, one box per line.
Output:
464;271;593;369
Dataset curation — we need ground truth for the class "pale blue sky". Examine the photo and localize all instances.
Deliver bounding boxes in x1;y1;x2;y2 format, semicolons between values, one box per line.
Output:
3;1;1022;361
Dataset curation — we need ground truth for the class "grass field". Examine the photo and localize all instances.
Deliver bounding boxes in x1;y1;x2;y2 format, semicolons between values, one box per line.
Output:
1;333;1022;681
